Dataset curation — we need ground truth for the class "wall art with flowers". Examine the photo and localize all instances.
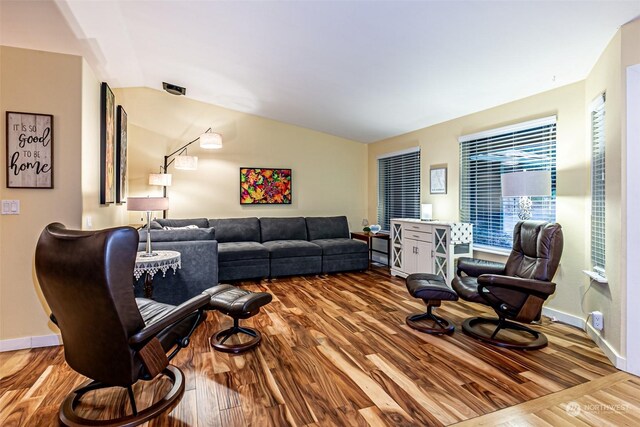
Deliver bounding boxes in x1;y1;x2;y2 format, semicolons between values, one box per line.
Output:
240;167;292;204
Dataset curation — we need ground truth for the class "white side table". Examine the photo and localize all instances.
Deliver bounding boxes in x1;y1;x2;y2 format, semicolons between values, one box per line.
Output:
134;250;181;298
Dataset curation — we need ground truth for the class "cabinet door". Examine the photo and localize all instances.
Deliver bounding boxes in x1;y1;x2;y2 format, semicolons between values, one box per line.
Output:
403;238;432;275
403;238;416;274
415;240;432;273
391;222;404;271
433;227;449;281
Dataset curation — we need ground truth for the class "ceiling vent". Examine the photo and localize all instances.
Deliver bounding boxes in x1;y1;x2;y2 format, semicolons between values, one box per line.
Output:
162;82;186;96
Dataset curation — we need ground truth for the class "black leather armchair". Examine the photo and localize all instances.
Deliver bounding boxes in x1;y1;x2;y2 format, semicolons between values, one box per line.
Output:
35;223;211;426
451;221;564;350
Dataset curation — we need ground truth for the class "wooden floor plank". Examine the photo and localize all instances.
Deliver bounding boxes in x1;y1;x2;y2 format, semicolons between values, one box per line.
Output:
2;268;639;425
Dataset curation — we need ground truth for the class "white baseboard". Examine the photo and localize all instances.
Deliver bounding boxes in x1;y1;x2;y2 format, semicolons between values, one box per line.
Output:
542;307;585;329
542;307;626;370
585;323;627;371
0;334;61;352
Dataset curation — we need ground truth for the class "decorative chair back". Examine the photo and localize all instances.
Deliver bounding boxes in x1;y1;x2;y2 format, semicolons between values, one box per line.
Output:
505;221;564;282
35;223;144;386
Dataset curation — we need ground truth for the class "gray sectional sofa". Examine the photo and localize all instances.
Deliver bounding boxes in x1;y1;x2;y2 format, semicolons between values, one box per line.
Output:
208;217;269;281
137;216;368;304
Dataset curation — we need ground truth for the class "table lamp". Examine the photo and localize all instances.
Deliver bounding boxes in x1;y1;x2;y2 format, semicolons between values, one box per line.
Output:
127;196;169;257
421;204;433;221
501;171;551;220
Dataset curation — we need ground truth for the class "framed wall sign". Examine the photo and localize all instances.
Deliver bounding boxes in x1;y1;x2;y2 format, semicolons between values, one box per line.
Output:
6;111;54;188
100;82;116;204
115;105;128;204
430;165;447;194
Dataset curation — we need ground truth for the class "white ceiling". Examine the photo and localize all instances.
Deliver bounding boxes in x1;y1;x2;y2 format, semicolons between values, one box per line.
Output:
1;0;639;143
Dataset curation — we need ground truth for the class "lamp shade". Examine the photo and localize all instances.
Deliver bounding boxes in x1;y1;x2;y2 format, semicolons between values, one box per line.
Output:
501;171;551;197
421;204;433;220
200;131;223;149
126;197;169;211
174;155;198;170
148;173;172;186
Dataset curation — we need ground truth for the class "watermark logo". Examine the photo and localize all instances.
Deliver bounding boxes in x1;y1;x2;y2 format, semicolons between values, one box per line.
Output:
566;401;581;417
565;401;629;417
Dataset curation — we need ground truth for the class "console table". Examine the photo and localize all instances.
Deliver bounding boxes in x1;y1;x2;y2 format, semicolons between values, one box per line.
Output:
134;250;181;298
390;219;473;283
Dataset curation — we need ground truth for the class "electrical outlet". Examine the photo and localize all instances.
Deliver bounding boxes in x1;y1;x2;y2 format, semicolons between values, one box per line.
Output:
592;311;604;331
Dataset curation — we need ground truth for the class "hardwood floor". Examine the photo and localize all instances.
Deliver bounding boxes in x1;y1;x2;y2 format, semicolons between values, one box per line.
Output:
1;267;639;426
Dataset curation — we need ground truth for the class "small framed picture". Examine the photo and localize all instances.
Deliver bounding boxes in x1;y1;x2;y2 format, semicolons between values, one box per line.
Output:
430;166;447;194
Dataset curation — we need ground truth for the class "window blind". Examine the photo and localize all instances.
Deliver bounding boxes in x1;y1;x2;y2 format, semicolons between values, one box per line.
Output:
591;95;606;274
377;149;420;231
459;117;557;250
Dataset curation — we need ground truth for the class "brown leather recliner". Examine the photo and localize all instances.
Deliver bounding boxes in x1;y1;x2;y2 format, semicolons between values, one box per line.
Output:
35;223;211;426
451;221;563;350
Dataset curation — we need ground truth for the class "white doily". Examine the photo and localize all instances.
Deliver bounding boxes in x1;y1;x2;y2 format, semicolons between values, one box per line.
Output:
134;250;181;280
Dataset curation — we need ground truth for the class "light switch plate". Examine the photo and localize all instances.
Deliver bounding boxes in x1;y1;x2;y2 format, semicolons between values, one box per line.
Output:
1;200;20;215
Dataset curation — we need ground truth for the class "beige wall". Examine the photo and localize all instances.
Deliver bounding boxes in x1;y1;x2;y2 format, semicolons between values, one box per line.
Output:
579;18;639;357
0;47;83;342
0;47;128;344
114;87;368;230
368;81;589;320
583;31;624;354
621;18;640;369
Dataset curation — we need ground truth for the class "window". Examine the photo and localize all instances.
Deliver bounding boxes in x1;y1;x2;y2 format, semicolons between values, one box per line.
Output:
377;148;421;231
459;117;557;250
590;94;606;275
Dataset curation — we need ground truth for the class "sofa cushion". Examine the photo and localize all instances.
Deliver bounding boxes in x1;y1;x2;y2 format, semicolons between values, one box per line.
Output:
208;218;261;243
262;240;321;258
155;218;209;228
139;227;216;242
306;216;350;240
218;241;269;262
311;238;368;256
260;217;307;242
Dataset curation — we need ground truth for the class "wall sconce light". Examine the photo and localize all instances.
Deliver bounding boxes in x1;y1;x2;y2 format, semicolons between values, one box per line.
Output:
501;170;551;220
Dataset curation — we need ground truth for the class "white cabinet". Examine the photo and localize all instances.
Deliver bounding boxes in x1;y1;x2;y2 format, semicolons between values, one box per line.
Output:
402;223;432;275
390;219;473;283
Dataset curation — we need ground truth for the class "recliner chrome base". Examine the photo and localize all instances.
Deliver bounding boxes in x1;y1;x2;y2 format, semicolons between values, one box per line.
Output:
462;317;548;350
59;365;184;427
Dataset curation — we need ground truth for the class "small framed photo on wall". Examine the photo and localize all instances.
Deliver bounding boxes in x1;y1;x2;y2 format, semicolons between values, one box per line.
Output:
430;165;447;194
